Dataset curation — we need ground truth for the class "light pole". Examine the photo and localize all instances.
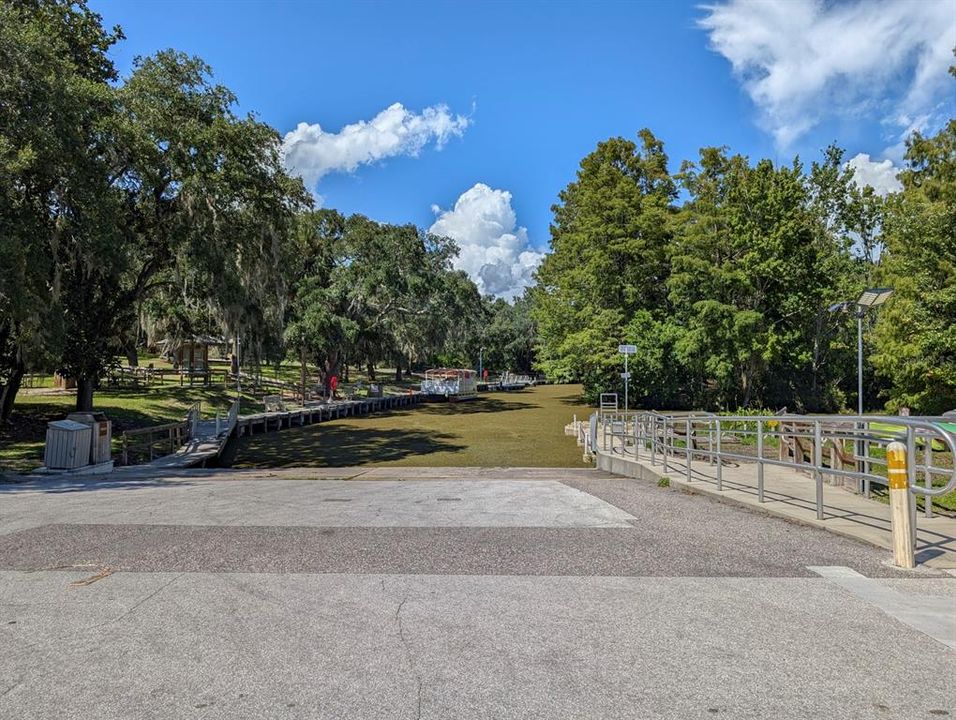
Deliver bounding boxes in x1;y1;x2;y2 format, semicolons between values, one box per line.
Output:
618;344;636;412
829;287;894;415
235;335;242;404
829;287;893;477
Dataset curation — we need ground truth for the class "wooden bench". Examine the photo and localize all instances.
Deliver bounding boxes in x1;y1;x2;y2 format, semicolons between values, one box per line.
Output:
263;394;286;413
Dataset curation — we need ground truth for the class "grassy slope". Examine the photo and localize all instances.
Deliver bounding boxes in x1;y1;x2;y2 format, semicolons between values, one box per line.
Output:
0;357;419;474
0;385;259;473
225;384;590;469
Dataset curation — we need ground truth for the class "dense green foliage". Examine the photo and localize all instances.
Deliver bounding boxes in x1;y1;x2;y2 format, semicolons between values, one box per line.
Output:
0;2;494;417
0;0;122;416
872;115;956;414
284;210;481;388
534;108;954;412
1;2;951;422
0;1;311;413
532;133;675;396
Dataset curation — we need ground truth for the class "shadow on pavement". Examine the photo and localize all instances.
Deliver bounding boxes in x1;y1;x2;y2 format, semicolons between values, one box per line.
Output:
0;475;195;494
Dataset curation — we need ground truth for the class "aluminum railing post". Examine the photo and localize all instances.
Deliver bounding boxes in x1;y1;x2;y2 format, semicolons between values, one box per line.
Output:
662;418;669;474
634;414;640;460
863;421;871;478
715;419;722;490
924;432;933;519
685;418;692;483
814;420;824;520
757;419;764;503
706;418;711;467
906;426;918;549
650;417;656;467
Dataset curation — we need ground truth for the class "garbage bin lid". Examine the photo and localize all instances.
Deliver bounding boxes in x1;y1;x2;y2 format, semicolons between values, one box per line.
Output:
66;412;108;423
49;419;90;431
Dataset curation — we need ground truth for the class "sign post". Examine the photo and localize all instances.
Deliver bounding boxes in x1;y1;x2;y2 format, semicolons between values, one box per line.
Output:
618;344;636;412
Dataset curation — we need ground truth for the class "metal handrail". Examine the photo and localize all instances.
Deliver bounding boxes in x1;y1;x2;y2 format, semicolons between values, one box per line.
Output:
595;411;956;520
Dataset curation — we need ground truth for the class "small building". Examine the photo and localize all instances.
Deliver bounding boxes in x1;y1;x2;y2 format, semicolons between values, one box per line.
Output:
159;336;224;372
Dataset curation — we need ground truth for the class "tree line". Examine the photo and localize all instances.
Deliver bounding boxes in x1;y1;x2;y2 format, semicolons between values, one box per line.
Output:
0;1;533;419
532;74;955;414
4;2;950;421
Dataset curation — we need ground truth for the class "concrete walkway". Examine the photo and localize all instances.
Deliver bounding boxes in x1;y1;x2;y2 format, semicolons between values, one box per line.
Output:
2;466;954;719
596;443;956;569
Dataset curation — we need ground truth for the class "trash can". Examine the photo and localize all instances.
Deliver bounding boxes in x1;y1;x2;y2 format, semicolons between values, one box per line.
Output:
44;420;92;470
66;412;112;465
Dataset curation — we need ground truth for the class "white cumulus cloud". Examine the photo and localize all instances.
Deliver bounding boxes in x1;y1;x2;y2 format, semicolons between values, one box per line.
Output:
429;183;544;301
846;153;903;196
282;102;469;191
699;0;956;148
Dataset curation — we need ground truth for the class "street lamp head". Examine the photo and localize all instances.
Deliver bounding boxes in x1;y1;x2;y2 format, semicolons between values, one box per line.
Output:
857;287;894;308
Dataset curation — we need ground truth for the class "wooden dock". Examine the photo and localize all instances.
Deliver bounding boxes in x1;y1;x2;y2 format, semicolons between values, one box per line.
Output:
234;393;423;437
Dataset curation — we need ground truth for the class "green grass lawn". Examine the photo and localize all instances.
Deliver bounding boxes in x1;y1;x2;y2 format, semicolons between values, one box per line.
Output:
223;384;591;469
856;444;956;514
0;385;260;473
0;357;423;474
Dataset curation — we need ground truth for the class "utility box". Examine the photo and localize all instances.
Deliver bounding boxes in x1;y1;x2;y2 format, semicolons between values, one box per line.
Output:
44;420;93;470
66;412;112;464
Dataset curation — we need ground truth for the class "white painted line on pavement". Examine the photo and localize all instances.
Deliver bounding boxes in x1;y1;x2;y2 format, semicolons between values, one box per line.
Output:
808;566;956;652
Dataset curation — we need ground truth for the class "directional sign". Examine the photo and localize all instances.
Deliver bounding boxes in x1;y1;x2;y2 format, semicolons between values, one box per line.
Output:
620;372;631;380
618;344;637;355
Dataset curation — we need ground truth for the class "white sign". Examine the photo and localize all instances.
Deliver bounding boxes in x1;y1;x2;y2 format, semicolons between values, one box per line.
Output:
618;344;637;355
620;372;631;380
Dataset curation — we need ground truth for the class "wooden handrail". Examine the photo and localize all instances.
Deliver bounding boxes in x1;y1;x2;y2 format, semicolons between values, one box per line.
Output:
121;420;189;437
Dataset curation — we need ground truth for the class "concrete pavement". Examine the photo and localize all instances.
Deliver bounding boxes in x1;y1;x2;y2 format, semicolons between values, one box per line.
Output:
1;467;954;719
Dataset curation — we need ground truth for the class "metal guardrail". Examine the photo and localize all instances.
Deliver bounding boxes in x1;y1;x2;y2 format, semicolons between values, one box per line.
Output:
596;411;956;521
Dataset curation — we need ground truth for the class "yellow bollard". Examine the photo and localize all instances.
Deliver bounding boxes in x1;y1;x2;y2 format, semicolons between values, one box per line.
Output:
887;441;915;568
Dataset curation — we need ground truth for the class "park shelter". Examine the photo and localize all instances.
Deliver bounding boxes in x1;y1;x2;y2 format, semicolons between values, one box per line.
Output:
160;336;224;372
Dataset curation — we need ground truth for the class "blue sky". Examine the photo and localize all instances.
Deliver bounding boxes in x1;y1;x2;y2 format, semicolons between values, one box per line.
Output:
91;0;955;298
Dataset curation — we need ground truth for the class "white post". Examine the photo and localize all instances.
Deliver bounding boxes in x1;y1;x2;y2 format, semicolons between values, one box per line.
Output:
624;353;629;413
887;441;915;568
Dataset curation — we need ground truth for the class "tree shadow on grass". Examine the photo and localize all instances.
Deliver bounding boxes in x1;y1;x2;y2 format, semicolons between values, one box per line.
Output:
556;395;590;408
415;397;535;416
6;401;175;436
223;424;468;468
